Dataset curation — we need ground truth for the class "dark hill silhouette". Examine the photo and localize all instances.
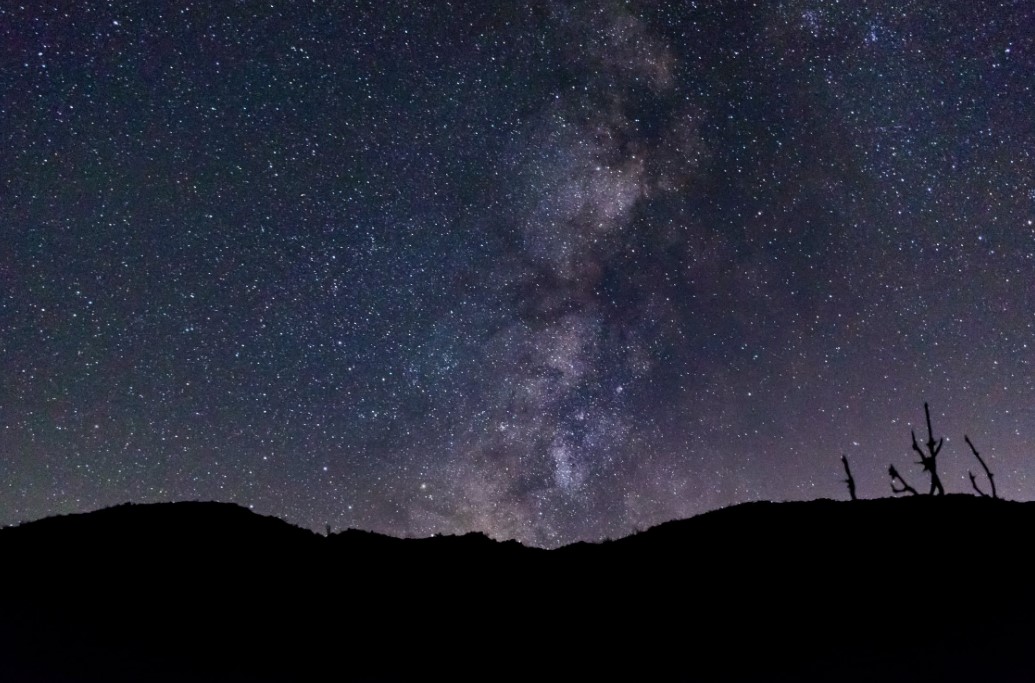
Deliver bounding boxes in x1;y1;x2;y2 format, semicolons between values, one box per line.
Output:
3;496;1034;681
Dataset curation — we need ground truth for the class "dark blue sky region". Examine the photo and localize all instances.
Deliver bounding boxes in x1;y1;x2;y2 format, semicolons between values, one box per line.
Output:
2;0;1033;545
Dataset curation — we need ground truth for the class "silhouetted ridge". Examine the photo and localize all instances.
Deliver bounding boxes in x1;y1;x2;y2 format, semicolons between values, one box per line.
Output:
3;496;1033;682
5;500;312;541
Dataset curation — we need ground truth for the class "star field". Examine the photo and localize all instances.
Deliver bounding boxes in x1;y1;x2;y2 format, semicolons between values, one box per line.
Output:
2;1;1034;546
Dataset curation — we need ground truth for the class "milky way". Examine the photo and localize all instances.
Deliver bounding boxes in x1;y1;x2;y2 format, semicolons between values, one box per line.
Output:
2;1;1034;545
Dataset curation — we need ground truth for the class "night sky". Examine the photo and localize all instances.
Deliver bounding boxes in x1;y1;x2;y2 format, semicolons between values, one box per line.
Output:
2;1;1033;546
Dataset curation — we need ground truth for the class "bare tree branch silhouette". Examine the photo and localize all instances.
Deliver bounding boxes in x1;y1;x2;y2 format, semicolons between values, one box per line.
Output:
841;455;858;501
965;435;997;499
906;402;946;496
888;465;919;496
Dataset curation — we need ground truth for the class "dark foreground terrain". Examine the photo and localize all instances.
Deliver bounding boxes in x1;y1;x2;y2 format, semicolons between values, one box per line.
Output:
2;495;1033;681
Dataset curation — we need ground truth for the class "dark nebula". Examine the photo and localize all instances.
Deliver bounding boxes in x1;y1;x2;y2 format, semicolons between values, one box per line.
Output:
2;1;1033;545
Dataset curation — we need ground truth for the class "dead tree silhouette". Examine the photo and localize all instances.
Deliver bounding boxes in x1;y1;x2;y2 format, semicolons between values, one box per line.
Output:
870;402;1005;499
888;465;919;496
899;402;946;496
841;455;858;500
965;435;997;499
